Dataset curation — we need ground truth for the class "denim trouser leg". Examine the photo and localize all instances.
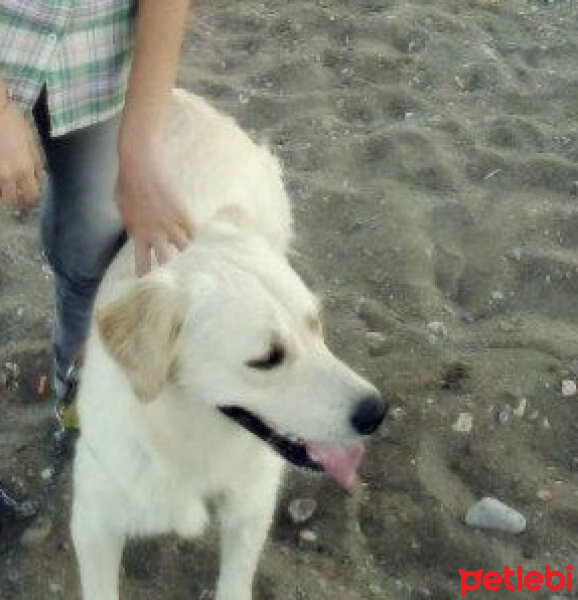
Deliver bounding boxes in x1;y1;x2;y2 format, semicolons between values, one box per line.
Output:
34;93;126;397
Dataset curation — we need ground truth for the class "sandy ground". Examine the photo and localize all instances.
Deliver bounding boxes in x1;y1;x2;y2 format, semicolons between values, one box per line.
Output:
1;0;578;598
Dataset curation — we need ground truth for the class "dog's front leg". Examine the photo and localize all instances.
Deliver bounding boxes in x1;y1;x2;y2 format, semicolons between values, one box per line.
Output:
71;505;125;600
215;475;280;600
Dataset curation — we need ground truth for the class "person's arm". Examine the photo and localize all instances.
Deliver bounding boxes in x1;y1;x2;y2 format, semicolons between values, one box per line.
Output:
0;76;44;205
116;0;194;276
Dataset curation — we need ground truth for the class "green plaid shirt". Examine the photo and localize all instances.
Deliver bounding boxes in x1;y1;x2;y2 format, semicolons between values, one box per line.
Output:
0;0;136;137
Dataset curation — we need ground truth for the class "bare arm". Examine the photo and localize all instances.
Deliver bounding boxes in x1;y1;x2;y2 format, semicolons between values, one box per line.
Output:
116;0;194;276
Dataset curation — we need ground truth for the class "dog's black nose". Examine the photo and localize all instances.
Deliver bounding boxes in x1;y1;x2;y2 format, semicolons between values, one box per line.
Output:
350;395;388;436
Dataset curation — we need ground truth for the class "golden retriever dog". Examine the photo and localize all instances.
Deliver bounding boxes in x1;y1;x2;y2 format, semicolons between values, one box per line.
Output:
71;90;388;600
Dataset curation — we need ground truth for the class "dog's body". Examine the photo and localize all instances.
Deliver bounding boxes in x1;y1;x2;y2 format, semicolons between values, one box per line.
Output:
71;90;386;600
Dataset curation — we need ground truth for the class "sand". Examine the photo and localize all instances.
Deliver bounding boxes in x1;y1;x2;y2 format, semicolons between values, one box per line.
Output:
1;0;577;598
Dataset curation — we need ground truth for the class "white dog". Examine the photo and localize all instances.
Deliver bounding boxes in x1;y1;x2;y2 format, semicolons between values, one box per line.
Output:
71;90;387;600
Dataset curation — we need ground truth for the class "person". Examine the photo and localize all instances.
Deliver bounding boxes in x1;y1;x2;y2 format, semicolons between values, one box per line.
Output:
0;0;194;517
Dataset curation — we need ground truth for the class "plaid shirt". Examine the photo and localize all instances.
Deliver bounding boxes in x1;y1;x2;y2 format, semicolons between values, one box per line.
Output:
0;0;136;136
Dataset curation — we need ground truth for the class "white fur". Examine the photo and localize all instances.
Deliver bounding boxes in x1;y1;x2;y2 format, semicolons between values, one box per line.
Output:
71;90;379;600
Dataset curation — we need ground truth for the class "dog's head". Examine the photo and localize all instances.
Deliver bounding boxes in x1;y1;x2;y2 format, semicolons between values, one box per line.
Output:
97;232;387;488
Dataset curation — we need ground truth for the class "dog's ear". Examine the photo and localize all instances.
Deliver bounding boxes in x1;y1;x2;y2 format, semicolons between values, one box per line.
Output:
97;271;185;402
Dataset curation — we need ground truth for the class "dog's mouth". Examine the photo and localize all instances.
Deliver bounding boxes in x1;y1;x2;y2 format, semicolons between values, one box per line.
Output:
219;406;364;489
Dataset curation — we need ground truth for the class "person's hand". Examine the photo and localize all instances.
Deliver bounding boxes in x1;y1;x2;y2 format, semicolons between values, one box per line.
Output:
0;102;44;206
116;136;194;276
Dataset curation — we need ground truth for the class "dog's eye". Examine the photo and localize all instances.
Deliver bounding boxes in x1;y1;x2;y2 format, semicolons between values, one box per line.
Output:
247;343;286;370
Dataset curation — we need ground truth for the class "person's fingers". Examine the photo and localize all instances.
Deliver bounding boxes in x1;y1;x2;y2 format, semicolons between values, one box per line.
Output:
16;172;39;205
152;236;176;265
169;225;191;251
0;177;18;205
134;238;152;277
174;201;195;239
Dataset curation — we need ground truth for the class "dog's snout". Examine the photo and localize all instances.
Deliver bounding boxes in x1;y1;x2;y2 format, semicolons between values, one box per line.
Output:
350;395;388;436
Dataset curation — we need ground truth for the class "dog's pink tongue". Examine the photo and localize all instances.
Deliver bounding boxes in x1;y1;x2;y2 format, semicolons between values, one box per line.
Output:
306;441;365;490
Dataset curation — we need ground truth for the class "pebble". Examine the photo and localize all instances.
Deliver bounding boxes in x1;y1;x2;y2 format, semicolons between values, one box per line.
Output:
536;489;553;501
288;498;317;524
498;404;512;424
561;379;577;397
49;582;63;594
465;497;526;534
471;0;502;6
299;529;317;543
427;321;447;337
41;467;54;481
21;517;53;547
365;331;388;356
513;398;527;418
452;412;473;433
1;361;21;391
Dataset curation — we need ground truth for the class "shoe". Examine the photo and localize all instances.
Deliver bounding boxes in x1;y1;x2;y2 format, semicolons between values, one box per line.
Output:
0;482;37;522
53;357;81;458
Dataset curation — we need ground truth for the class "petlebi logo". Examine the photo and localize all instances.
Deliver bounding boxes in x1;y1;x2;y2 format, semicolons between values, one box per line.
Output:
459;565;573;597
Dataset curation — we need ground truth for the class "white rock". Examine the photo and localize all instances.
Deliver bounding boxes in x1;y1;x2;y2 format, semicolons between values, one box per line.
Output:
41;467;53;481
465;497;526;534
288;498;317;524
21;517;53;547
513;398;527;418
498;404;512;424
427;321;447;337
452;412;473;433
299;529;317;543
536;489;552;502
365;331;387;355
561;380;577;397
49;582;63;594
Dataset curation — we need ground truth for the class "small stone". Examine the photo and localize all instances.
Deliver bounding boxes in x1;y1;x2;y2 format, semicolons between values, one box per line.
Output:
510;248;522;261
561;379;577;397
440;361;472;389
21;517;53;547
499;320;515;332
470;0;502;6
49;582;63;594
465;497;526;534
536;489;553;501
528;410;539;421
288;498;317;524
498;404;512;424
365;331;388;356
490;290;504;302
452;412;473;433
543;417;551;429
41;467;53;481
427;321;447;337
513;398;527;418
299;529;317;543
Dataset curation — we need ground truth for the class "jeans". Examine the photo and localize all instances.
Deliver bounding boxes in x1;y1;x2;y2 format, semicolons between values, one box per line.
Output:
33;91;126;398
